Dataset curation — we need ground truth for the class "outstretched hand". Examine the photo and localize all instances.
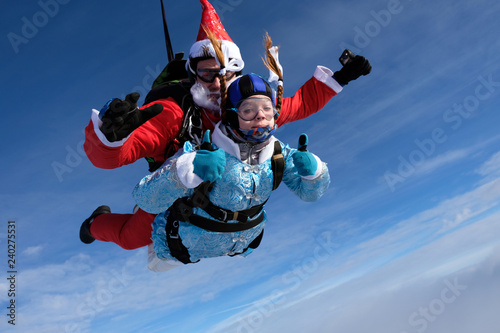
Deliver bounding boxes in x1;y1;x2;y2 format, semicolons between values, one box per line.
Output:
193;130;226;183
292;134;318;177
100;92;163;142
334;49;372;85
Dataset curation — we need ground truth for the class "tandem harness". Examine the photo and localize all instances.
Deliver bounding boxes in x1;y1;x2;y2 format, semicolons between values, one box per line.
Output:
143;83;204;173
165;141;285;264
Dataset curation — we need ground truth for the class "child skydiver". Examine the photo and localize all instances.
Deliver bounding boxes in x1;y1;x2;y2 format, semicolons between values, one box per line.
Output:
133;72;330;271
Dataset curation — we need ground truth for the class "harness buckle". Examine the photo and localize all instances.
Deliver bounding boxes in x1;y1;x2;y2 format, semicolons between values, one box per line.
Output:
175;199;193;221
220;209;228;222
169;221;180;239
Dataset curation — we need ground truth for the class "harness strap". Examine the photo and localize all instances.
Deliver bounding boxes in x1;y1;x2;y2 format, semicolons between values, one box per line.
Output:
188;211;264;233
271;140;285;190
144;88;201;172
165;205;196;264
201;200;266;223
174;195;265;233
248;230;264;249
191;181;267;223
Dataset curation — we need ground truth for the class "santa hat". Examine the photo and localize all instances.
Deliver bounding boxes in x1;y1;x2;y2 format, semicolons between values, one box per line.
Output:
186;0;244;74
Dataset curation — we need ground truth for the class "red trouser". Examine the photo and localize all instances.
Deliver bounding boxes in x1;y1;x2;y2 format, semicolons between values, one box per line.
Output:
90;208;156;250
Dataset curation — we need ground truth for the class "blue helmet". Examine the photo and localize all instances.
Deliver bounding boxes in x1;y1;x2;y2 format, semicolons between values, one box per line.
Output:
226;74;275;109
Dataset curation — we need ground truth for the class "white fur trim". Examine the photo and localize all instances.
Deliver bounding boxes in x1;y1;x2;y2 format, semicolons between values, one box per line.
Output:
314;66;343;93
212;122;239;158
147;243;183;272
176;151;204;188
267;46;283;86
186;39;244;73
258;137;278;164
301;154;323;180
90;109;130;147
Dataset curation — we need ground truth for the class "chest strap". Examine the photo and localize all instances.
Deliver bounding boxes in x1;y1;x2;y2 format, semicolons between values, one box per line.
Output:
188;211;264;233
192;181;266;219
172;192;266;233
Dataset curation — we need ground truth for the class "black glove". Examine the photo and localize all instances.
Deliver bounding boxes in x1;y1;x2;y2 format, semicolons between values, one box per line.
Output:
99;93;163;142
333;49;372;85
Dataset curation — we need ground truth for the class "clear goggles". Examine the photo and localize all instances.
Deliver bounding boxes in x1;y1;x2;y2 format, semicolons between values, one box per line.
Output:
233;97;277;121
196;68;236;83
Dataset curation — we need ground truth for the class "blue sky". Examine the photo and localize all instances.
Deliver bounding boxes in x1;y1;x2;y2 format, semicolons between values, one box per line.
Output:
1;0;500;332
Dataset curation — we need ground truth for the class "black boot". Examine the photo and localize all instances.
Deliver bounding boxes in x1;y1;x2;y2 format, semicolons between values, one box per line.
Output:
80;205;111;244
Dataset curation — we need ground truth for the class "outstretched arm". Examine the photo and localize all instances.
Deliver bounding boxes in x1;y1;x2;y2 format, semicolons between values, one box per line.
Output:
277;50;371;126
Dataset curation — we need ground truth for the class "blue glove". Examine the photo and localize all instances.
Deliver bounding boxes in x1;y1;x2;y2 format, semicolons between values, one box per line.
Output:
193;131;226;183
292;134;318;177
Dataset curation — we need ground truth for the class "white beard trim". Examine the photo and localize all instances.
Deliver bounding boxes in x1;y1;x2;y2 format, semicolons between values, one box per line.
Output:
190;82;221;116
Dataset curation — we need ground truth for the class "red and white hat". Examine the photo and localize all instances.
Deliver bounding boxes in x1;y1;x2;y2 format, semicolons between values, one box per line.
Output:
186;0;244;74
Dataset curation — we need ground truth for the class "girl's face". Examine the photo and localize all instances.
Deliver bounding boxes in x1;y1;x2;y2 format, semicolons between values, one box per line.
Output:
236;96;276;130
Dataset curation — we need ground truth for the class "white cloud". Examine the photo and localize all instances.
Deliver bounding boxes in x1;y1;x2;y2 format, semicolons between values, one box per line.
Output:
414;149;469;176
476;150;500;177
22;245;44;256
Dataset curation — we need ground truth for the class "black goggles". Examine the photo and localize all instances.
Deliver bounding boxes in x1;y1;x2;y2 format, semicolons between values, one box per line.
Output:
196;68;235;83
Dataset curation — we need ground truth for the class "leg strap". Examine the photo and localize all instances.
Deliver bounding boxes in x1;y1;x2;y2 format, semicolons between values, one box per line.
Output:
165;208;196;264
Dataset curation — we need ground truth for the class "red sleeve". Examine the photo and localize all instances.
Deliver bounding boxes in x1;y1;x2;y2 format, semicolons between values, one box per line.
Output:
84;97;184;169
277;76;338;127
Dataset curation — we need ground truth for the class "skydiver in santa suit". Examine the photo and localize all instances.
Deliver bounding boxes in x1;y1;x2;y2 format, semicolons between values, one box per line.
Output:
80;0;371;250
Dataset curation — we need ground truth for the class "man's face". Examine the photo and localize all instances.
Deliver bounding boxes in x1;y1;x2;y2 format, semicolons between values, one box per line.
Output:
196;58;237;95
196;59;222;106
192;58;237;112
